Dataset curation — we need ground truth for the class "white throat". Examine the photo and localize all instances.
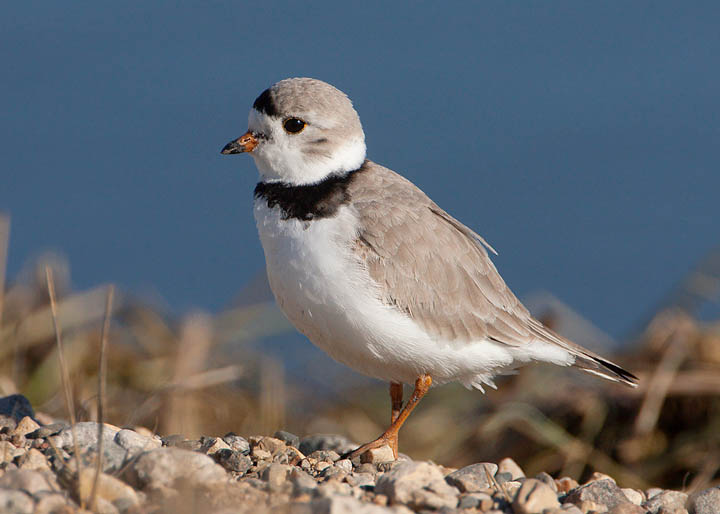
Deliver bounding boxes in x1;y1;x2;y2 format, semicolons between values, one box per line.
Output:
252;138;366;185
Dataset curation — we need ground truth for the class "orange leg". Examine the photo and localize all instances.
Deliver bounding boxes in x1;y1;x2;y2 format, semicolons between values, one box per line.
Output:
344;374;432;460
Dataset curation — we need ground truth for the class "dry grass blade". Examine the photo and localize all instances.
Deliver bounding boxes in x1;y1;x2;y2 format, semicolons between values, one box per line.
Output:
46;266;84;508
89;285;114;511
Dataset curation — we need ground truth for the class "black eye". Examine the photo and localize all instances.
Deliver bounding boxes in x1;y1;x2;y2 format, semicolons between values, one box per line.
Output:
283;117;306;134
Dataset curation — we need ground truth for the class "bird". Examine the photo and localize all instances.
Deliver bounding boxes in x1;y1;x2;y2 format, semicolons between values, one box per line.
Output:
220;77;638;460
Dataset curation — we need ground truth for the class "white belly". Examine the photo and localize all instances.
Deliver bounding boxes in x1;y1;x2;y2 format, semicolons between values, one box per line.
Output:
253;200;572;388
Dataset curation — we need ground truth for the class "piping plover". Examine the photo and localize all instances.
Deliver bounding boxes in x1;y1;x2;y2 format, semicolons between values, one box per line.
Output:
221;78;637;459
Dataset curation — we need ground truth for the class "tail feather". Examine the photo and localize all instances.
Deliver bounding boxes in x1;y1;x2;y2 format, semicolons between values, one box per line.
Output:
577;355;639;387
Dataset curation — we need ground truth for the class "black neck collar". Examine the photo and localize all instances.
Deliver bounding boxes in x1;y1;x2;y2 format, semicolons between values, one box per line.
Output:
254;161;369;221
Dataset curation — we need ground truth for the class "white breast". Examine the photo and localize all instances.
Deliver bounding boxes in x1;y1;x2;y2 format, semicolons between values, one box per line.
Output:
253;200;572;389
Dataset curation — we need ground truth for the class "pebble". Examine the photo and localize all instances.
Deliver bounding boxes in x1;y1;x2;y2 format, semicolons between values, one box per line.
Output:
375;461;459;510
0;469;60;496
77;468;140;509
273;430;301;448
564;479;632;510
360;445;395;464
0;489;34;514
299;434;356;455
688;486;720;514
222;433;250;454
214;448;253;473
497;456;525;480
445;462;498;492
16;448;50;471
14;417;40;437
643;490;688;513
513;478;561;513
621;488;645;505
125;447;228;489
115;428;161;456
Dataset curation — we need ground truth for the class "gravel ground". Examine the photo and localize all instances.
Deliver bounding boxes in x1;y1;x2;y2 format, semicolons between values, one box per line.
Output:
0;396;717;513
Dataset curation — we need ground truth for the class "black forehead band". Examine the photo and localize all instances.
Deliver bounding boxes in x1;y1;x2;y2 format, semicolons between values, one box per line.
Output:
252;88;278;117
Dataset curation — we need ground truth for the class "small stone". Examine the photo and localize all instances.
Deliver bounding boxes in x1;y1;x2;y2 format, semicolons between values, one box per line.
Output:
0;415;18;432
26;423;66;439
115;429;161;456
646;488;664;499
688;486;720;514
34;493;73;514
77;468;140;509
290;468;317;495
445;462;497;493
609;504;646;514
498;457;525;480
459;492;494;510
308;450;341;463
0;395;35;422
512;479;561;513
252;447;272;461
587;472;616;484
50;422;127;472
643;490;688;513
13;417;40;437
495;471;514;484
315;461;331;473
0;441;25;464
335;458;352;473
222;433;250;454
273;430;300;448
0;489;34;514
565;479;631;511
214;448;252;473
125;447;228;489
315;480;353;498
345;472;375;488
310;495;394;513
536;471;558;492
376;461;459;510
556;477;580;493
360;445;394;464
250;436;286;456
299;434;356;456
200;436;231;455
16;448;50;471
621;488;645;505
356;463;376;475
576;500;608;513
262;463;291;491
0;469;60;496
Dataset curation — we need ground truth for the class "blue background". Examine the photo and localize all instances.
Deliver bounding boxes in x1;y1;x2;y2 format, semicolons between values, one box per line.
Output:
3;2;718;341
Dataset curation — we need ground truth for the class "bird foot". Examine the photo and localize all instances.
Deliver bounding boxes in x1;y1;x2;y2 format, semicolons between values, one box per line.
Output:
342;433;398;460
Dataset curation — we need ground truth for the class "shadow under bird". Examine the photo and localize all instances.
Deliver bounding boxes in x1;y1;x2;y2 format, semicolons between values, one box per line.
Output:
221;78;638;459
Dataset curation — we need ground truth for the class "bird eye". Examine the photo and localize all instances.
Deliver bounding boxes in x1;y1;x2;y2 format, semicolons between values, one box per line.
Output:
283;117;306;134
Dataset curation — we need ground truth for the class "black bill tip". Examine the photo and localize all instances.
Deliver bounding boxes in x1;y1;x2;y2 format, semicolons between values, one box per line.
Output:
221;140;244;155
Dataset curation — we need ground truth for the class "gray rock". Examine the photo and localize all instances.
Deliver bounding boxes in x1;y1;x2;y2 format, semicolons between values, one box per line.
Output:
0;489;34;514
115;429;160;457
621;488;645;505
299;434;356;456
513;478;560;514
688;486;720;514
214;448;252;473
290;467;317;495
346;472;375;488
498;457;525;480
25;423;66;439
16;448;50;471
643;490;688;513
310;495;401;513
0;469;59;497
262;463;291;491
376;461;459;510
34;493;73;514
222;433;250;454
50;422;127;472
308;450;341;463
0;395;35;422
536;471;558;492
609;504;647;514
274;430;301;448
125;447;228;489
495;471;514;484
445;462;498;493
564;479;632;510
77;468;140;510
